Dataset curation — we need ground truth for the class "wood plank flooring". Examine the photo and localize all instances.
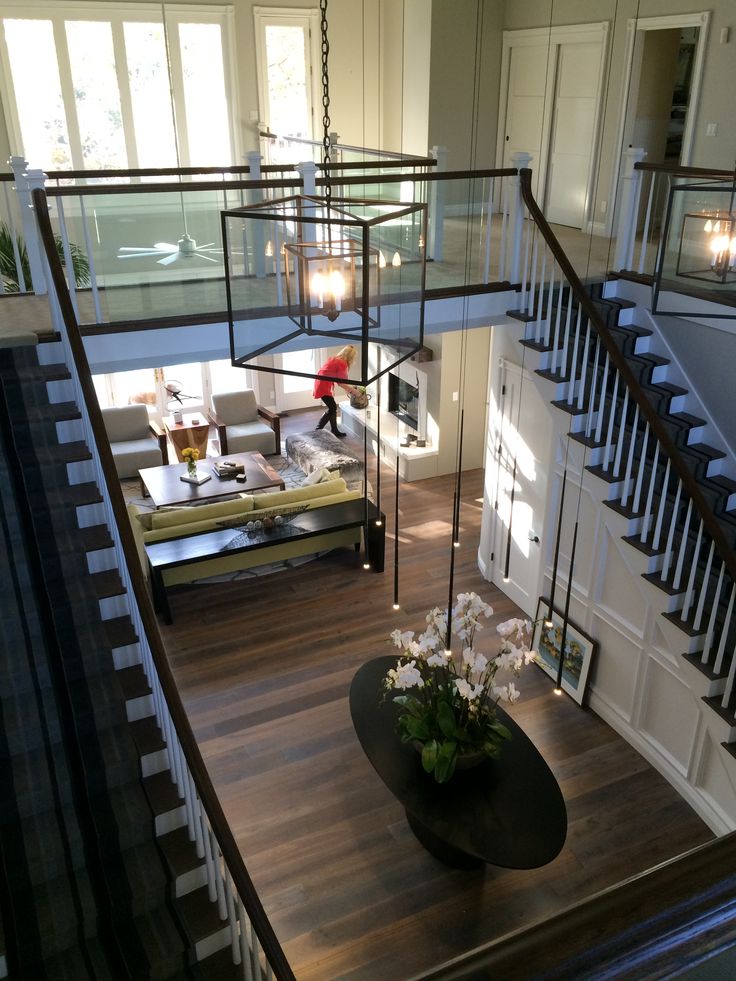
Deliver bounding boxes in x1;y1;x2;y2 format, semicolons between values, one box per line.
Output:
160;412;713;980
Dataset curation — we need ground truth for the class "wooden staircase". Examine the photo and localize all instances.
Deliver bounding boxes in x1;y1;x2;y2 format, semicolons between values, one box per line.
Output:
0;341;244;979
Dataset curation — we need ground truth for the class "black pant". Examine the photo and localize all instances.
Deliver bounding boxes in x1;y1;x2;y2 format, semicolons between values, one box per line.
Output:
317;395;340;434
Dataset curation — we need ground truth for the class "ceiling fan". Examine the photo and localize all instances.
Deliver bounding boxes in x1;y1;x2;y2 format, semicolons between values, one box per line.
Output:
119;234;221;266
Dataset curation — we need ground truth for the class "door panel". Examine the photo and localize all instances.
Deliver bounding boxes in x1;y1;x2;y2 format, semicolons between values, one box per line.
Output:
545;42;599;228
503;45;548;200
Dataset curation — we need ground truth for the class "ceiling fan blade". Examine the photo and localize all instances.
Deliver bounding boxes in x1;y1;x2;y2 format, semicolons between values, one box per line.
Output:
153;242;180;252
118;251;165;259
196;243;215;250
195;253;219;263
157;253;180;266
119;246;162;253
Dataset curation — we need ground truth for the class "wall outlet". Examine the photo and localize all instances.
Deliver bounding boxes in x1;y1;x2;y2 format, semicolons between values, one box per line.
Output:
600;200;608;215
249;109;259;122
452;391;459;402
269;390;275;399
706;122;719;137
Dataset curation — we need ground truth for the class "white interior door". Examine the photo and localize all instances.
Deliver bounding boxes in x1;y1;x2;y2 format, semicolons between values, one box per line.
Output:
273;349;317;413
545;42;600;228
502;43;553;201
489;361;551;618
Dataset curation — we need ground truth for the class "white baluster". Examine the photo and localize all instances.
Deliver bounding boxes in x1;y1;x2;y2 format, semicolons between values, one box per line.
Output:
652;457;671;551
550;267;563;373
640;442;661;542
681;519;704;621
54;197;79;319
602;370;620;471
661;478;683;582
483;176;494;283
520;208;532;312
672;499;693;591
224;867;240;962
497;179;509;282
585;340;601;440
237;899;255;981
575;319;590;410
594;353;610;444
693;541;715;633
508;151;532;282
201;813;218;903
543;260;556;349
535;246;547;344
612;388;629;478
527;228;539;331
714;584;735;676
702;561;725;665
211;831;227;919
621;404;639;507
721;640;736;708
632;422;650;514
559;288;573;382
613;146;646;271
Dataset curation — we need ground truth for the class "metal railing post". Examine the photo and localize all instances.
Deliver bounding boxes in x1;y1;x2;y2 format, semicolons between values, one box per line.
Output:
10;155;48;294
508;151;533;284
613;146;647;272
427;144;447;261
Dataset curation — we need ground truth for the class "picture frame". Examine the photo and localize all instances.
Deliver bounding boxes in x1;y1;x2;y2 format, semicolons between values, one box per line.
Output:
532;597;597;705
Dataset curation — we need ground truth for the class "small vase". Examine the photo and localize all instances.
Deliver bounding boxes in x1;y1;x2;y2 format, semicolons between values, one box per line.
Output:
187;462;197;478
411;741;487;772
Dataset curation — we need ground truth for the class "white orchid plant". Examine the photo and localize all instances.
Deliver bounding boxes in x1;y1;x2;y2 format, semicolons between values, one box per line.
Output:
384;592;537;783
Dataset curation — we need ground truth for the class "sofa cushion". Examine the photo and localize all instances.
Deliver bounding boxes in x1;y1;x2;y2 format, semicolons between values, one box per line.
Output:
224;421;277;456
103;404;150;441
151;495;255;530
251;477;347;509
212;390;258;425
111;439;164;479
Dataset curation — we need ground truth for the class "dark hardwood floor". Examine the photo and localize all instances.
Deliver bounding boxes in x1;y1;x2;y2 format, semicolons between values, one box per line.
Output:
161;408;713;980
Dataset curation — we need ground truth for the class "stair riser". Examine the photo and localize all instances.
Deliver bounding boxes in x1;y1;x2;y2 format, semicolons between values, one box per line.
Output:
112;645;142;671
195;924;232;962
45;378;75;404
140;748;170;779
87;547;117;576
36;342;66;365
175;863;208;899
99;594;130;620
67;459;96;485
126;692;155;723
639;576;684;615
56;419;84;444
76;501;107;528
155;804;188;836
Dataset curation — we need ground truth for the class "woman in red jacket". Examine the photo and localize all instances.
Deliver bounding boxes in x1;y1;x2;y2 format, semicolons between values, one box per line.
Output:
313;345;358;438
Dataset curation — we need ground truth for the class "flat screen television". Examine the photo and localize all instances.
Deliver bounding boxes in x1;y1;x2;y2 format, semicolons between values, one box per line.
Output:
388;371;419;429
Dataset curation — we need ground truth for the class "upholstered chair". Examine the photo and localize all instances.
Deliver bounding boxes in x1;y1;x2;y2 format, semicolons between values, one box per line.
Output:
208;390;280;456
101;404;168;479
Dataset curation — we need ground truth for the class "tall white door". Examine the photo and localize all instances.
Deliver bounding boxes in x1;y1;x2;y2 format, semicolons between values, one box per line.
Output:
503;44;550;201
544;42;600;228
485;361;551;617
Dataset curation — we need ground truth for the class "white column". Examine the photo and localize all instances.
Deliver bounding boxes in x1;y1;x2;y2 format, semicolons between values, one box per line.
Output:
10;155;48;295
508;151;533;285
247;151;266;279
427;144;447;262
296;160;317;197
613;146;647;272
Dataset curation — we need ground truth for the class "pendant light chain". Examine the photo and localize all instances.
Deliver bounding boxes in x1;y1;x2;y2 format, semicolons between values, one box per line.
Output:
319;0;332;204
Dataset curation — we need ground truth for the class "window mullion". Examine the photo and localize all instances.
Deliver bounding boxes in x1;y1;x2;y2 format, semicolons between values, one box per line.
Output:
111;16;138;169
52;16;84;168
164;14;189;168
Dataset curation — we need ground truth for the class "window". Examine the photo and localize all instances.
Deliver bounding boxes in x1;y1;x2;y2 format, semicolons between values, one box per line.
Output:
0;3;237;170
254;7;319;159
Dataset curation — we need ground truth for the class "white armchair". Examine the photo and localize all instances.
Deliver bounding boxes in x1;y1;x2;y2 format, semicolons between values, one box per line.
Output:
208;390;280;456
102;404;168;479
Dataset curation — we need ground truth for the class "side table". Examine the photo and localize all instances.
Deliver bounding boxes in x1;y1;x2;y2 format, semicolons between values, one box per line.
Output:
164;412;210;462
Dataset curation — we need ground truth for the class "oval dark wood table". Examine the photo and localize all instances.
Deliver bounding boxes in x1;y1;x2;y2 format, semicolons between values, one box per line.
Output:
349;657;567;869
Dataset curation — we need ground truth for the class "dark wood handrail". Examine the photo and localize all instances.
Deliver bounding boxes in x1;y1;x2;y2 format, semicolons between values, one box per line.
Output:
45;165;252;180
31;188;295;981
42;167;512;198
519;168;736;585
415;832;736;979
634;161;735;179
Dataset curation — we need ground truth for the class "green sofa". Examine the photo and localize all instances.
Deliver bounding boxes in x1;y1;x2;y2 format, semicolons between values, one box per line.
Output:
128;476;362;587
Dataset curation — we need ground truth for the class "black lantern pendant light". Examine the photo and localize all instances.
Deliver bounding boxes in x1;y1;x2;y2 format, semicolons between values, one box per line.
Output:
222;0;427;388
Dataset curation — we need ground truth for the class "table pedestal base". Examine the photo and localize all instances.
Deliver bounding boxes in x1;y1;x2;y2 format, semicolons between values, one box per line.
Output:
405;809;483;869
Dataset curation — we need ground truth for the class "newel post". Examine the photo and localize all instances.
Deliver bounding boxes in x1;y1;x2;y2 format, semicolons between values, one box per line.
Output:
613;146;647;272
427;144;447;262
508;151;533;285
10;155;48;294
246;150;266;279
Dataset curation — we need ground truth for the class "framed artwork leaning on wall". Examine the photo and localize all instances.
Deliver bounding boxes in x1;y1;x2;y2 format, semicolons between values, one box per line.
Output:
532;598;598;706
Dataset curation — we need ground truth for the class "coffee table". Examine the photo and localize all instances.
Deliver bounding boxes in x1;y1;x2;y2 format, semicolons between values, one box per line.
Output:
350;656;567;869
139;451;285;509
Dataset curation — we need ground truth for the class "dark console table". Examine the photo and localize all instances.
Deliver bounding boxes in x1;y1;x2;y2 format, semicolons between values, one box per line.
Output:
350;656;567;869
146;499;385;624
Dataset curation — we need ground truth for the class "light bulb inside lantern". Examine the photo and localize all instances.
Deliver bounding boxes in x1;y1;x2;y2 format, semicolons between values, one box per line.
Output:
711;234;729;255
704;219;713;233
418;235;425;251
375;519;383;527
544;619;553;629
714;221;722;233
554;687;563;696
328;268;345;302
265;240;273;257
391;251;402;268
379;250;387;268
363;562;371;570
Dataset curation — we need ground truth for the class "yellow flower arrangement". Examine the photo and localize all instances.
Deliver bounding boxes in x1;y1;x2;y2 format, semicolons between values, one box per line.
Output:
181;446;200;476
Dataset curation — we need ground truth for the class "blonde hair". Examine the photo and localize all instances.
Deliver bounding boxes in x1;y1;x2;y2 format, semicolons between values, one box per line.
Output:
336;345;357;367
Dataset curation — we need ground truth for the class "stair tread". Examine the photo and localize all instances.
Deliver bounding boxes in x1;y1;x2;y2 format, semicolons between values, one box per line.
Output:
551;398;587;416
642;570;682;596
683;651;727;683
586;463;620;484
129;715;166;757
157;826;206;880
703;695;736;726
707;473;736;494
176;885;228;946
143;771;184;817
644;380;688;398
47;401;82;422
117;663;152;701
630;351;670;367
196;946;249;981
79;523;114;552
604;498;645;520
668;411;707;429
41;440;91;464
662;609;704;638
90;568;126;599
684;442;726;462
104;615;138;650
623;535;664;558
63;481;102;507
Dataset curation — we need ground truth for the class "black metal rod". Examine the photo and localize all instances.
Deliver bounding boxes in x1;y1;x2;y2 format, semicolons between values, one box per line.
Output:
446;489;457;650
556;519;578;691
393;444;400;607
375;368;381;517
503;455;518;580
362;399;370;568
547;468;568;622
453;409;464;543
